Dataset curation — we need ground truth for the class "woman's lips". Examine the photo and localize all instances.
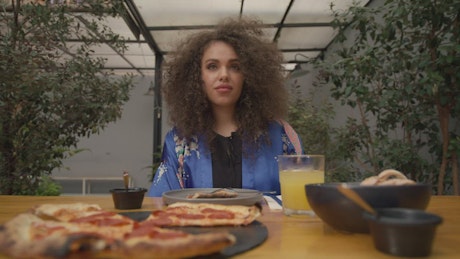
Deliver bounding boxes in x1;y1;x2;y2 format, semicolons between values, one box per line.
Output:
215;85;232;92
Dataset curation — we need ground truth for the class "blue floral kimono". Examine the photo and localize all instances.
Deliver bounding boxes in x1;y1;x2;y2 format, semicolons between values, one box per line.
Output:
147;121;302;197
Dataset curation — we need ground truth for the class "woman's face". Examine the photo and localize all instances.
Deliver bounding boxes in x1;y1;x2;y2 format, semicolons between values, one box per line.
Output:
201;41;244;109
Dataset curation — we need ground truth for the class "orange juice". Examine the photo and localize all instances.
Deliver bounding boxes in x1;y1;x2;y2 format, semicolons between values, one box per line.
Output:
279;169;324;211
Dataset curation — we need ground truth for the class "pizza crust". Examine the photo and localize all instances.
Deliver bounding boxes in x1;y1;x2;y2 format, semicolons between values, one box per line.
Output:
122;228;235;259
187;188;239;199
360;169;416;186
30;203;103;222
0;213;111;259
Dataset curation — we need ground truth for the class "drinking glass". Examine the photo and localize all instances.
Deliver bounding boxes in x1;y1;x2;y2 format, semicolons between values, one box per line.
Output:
278;154;325;216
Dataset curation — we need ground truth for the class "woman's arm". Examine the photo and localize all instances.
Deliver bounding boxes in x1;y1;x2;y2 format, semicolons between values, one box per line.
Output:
147;130;183;197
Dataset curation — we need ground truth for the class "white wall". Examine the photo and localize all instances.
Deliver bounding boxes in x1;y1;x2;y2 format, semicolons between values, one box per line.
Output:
53;75;155;191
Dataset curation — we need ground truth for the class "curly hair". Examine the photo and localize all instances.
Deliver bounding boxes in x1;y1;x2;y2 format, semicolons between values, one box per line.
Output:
162;16;288;151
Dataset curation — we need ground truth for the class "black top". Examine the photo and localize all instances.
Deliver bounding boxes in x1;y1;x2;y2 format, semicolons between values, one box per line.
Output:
211;132;242;188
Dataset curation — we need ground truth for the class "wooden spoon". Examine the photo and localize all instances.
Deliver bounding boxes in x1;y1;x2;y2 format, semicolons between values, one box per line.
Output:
337;184;377;215
123;170;130;190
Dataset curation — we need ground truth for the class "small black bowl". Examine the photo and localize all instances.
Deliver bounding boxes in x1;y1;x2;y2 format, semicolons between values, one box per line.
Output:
305;182;431;233
364;208;442;257
110;188;147;210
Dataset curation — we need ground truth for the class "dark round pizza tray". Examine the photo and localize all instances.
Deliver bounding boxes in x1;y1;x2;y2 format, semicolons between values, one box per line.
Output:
119;211;268;257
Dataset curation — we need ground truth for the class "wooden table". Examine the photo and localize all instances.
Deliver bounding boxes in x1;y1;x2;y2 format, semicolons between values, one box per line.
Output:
0;195;459;258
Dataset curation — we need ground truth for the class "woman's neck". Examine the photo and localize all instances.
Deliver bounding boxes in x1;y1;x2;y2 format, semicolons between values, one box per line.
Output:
212;106;238;137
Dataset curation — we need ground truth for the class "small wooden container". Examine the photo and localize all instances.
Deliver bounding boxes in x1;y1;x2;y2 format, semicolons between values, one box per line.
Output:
110;188;147;210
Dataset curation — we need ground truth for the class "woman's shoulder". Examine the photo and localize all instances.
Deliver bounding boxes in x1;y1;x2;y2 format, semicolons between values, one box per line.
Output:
268;120;288;132
265;120;289;139
165;127;202;146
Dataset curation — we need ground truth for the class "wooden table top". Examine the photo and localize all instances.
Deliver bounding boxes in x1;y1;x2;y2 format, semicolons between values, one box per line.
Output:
0;195;459;258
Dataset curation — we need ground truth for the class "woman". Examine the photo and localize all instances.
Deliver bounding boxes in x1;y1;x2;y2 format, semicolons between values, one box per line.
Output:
148;17;303;197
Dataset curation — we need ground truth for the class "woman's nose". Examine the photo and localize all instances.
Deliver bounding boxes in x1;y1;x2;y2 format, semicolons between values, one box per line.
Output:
219;68;229;81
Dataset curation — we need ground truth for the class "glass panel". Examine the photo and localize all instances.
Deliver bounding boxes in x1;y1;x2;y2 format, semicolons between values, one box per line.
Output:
104;0;370;72
125;54;156;69
151;29;212;52
277;27;336;50
125;42;155;57
243;0;291;23
138;0;241;26
95;54;131;67
285;0;368;23
76;13;138;40
152;28;276;53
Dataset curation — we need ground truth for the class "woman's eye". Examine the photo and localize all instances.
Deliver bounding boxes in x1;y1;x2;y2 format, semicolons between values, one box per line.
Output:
230;64;241;71
207;63;218;70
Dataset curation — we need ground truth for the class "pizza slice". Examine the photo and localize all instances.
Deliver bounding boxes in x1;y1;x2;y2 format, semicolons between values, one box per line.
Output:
187;188;239;199
120;223;235;259
142;202;261;227
30;203;136;240
360;169;416;186
30;203;104;222
0;213;115;259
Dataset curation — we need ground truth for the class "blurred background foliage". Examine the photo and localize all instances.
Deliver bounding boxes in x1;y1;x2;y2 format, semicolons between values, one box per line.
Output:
0;0;133;195
288;0;459;195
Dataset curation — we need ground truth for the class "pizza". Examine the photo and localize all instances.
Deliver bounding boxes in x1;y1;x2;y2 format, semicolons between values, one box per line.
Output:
30;202;104;221
0;213;118;259
141;202;262;227
360;169;416;186
187;188;239;199
0;201;263;259
120;224;234;259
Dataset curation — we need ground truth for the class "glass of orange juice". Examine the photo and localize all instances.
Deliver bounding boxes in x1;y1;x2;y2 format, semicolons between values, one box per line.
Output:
278;155;325;216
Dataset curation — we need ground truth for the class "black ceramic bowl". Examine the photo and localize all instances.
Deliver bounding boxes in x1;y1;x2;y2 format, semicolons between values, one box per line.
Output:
304;182;431;233
364;208;442;257
110;188;147;210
